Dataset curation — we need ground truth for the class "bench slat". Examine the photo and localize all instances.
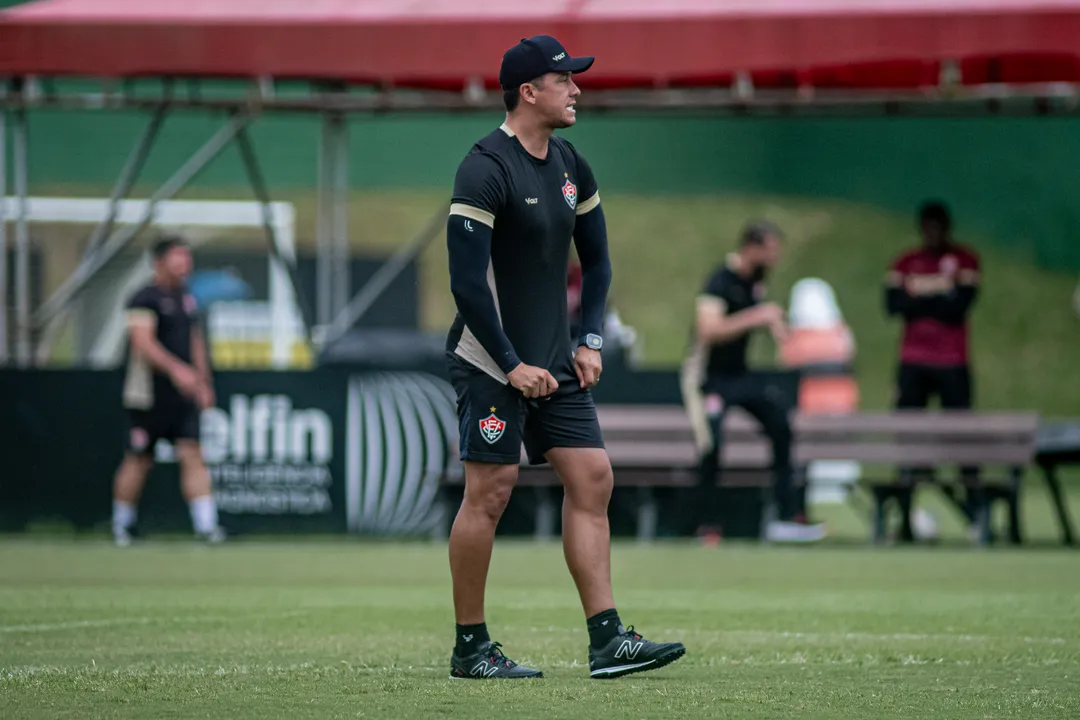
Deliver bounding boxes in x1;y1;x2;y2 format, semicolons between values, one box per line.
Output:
795;416;1039;439
515;467;774;488
794;442;1033;465
494;407;1040;473
602;440;773;467
597;408;1039;439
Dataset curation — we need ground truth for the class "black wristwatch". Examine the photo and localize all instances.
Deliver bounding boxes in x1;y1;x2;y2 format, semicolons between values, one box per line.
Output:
579;333;603;351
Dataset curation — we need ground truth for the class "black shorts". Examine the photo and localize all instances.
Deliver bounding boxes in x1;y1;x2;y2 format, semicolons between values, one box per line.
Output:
125;400;201;456
447;354;605;466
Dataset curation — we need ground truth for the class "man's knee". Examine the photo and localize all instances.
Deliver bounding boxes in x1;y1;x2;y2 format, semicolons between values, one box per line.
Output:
175;440;206;467
124;452;154;476
579;460;614;499
125;453;155;470
548;448;613;510
462;461;518;523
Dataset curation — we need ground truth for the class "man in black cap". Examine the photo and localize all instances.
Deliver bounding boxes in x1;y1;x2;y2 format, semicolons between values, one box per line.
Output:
443;35;686;681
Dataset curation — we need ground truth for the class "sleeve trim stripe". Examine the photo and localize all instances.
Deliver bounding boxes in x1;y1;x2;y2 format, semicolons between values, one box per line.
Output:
126;309;156;326
449;203;495;228
957;269;980;284
576;192;600;216
696;295;727;315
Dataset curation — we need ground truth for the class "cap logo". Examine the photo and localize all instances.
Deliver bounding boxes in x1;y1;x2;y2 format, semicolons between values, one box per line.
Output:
552;52;566;62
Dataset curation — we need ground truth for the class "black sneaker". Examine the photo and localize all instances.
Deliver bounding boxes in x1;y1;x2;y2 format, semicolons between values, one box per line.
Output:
449;641;543;680
588;625;686;679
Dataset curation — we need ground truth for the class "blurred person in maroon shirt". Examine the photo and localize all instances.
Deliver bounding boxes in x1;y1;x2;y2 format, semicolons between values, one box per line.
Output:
885;200;982;540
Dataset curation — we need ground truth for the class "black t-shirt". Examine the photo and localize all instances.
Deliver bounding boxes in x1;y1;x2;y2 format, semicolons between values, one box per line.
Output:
446;124;599;385
698;260;763;377
122;283;199;409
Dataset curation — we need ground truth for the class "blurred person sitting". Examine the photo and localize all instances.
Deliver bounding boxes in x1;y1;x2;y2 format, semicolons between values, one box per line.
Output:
884;200;982;542
111;236;226;547
680;221;826;544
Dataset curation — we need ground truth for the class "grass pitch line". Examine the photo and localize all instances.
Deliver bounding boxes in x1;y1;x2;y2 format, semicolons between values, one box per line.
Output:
536;627;1070;646
739;630;1069;645
0;617;153;634
4;651;1072;681
0;608;323;635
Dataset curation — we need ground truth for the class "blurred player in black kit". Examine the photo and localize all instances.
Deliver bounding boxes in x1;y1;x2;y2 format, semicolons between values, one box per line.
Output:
681;222;827;543
443;35;686;680
111;236;225;547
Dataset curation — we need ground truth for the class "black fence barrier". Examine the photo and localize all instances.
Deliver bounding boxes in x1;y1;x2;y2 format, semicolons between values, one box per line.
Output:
0;362;796;539
1;368;355;535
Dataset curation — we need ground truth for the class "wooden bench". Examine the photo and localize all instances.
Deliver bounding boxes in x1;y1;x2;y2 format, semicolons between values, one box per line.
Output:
439;405;1042;545
439;405;794;541
1033;420;1080;546
792;410;1041;544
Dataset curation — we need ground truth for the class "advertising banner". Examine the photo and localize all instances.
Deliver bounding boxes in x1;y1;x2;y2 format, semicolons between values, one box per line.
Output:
0;368;460;537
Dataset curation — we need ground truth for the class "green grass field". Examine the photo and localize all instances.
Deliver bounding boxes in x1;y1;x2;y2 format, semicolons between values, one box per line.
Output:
3;524;1079;720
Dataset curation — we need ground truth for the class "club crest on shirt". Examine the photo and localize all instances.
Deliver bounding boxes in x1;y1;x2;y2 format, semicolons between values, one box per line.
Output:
562;178;577;209
183;294;198;315
479;407;506;444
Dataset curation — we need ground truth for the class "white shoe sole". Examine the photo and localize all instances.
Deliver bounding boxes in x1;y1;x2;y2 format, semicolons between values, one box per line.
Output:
590;659;655;677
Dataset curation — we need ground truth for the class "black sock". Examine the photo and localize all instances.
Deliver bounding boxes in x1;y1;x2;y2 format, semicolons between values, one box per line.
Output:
586;608;622;649
455;622;490;656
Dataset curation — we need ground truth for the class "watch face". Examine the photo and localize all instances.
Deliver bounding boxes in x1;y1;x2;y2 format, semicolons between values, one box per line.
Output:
585;334;602;350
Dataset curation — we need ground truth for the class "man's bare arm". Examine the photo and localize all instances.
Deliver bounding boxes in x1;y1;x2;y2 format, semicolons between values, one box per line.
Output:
128;315;199;398
695;296;778;345
129;318;187;377
190;326;211;384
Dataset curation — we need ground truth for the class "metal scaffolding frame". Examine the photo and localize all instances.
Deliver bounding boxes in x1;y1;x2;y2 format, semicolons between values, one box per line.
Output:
2;76;1080;366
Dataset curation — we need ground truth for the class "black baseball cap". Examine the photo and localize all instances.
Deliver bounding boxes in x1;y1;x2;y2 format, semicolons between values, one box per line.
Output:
499;35;594;89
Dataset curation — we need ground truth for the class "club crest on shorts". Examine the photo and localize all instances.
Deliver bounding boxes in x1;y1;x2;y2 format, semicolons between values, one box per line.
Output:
705;393;725;415
478;406;506;444
130;427;149;451
562;178;577;209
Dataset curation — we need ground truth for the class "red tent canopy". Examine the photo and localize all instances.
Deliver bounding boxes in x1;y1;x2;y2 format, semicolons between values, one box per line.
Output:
3;0;1080;91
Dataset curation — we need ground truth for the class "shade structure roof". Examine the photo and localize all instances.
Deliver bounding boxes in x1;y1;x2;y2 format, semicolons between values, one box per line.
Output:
3;0;1080;92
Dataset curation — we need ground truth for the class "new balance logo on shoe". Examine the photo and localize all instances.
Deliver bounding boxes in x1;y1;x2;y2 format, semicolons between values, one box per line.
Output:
450;640;543;679
471;661;501;677
614;640;644;660
589;625;686;680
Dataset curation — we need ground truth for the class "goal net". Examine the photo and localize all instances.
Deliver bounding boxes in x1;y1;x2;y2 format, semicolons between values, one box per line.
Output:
1;196;308;370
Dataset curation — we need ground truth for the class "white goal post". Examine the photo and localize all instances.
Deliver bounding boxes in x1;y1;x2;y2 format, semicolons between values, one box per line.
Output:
0;196;302;369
